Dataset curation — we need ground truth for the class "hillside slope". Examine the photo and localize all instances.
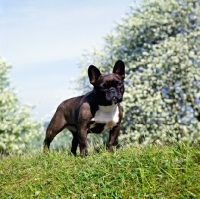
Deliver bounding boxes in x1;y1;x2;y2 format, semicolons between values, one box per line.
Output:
0;145;200;198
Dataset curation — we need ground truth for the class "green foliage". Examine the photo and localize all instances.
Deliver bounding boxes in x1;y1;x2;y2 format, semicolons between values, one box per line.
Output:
0;56;44;155
75;0;200;145
0;144;199;198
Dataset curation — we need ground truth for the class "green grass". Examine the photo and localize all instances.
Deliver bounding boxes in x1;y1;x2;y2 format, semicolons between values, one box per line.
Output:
0;144;200;198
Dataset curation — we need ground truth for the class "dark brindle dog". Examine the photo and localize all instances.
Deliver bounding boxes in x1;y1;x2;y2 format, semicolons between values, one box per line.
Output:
43;60;125;157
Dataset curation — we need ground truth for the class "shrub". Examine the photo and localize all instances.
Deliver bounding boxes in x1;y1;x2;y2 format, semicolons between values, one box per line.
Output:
0;57;44;155
75;0;200;146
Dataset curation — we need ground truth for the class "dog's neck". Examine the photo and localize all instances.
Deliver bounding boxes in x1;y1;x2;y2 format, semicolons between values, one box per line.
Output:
91;103;119;123
98;103;118;113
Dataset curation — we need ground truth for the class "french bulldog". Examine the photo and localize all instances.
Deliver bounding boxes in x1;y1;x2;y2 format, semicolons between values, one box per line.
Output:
43;60;125;157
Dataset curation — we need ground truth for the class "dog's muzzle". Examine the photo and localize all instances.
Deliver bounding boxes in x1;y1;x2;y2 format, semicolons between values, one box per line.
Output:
112;96;118;104
107;88;122;104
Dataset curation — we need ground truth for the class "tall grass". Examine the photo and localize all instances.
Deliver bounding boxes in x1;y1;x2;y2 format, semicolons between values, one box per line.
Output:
0;143;200;198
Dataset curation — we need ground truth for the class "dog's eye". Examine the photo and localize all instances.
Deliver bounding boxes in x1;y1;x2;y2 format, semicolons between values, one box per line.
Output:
100;84;108;90
100;86;106;90
117;82;123;87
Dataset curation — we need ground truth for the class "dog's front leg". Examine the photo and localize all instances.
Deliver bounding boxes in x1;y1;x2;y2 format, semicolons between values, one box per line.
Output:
78;126;88;157
108;125;120;152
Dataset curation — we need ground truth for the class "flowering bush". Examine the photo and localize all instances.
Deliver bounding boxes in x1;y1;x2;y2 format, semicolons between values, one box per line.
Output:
0;57;44;154
75;0;200;146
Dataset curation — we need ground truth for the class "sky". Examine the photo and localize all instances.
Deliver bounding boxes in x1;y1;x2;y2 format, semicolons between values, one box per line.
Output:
0;0;133;121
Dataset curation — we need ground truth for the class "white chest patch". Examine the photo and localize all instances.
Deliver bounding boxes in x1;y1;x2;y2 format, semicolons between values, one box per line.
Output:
90;104;119;133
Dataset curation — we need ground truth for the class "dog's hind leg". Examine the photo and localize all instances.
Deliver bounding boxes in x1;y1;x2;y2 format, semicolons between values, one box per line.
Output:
43;107;67;153
71;132;79;156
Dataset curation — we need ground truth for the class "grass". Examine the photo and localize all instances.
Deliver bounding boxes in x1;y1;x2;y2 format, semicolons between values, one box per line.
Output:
0;144;200;198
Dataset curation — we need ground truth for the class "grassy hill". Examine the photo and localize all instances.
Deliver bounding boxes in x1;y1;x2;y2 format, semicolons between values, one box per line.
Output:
0;144;200;198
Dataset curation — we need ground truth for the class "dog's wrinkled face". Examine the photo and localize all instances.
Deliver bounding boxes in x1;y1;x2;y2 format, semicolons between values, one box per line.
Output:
88;60;125;106
94;74;124;106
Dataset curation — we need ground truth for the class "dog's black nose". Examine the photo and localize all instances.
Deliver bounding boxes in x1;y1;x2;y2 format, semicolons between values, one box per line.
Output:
109;88;118;103
109;88;117;95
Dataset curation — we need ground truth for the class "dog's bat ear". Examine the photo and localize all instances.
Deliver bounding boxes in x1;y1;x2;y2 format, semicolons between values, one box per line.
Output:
113;60;125;80
88;65;101;85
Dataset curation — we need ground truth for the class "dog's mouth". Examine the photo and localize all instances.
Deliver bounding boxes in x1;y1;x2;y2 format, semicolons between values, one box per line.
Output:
98;94;123;106
111;96;122;104
112;97;118;104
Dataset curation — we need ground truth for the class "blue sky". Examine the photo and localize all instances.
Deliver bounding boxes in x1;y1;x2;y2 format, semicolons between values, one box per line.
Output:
0;0;133;120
